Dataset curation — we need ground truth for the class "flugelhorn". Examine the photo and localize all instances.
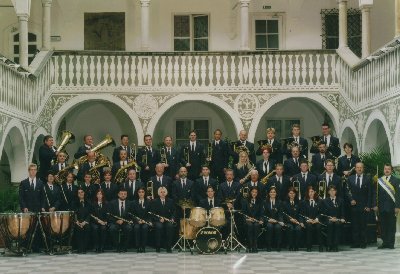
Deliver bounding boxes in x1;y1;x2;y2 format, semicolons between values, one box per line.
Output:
55;160;79;184
115;160;139;184
88;156;111;183
257;140;273;153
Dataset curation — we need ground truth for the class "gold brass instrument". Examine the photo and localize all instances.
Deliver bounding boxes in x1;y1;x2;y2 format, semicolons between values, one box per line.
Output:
318;171;327;199
88;156;111;183
235;144;250;155
129;143;137;162
257;140;273;153
52;130;75;165
128;212;153;226
142;147;148;166
207;142;212;163
115;160;139;184
240;164;256;184
236;211;263;224
146;181;154;199
310;135;322;150
77;134;115;166
261;170;276;185
184;147;190;164
241;185;249;198
160;147;167;165
147;211;175;224
55;160;79;184
106;213;134;224
284;137;303;152
90;214;106;224
292;177;301;200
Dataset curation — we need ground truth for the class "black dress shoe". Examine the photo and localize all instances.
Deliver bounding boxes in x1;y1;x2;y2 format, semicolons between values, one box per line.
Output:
378;245;387;249
267;247;272;252
334;247;339;252
276;248;281;252
351;244;360;248
306;248;311;252
319;246;324;252
156;248;161;253
360;245;366;249
142;248;146;253
137;248;140;253
254;248;258;253
388;246;395;249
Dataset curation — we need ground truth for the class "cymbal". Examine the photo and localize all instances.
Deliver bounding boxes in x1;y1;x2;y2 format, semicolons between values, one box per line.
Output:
177;199;195;209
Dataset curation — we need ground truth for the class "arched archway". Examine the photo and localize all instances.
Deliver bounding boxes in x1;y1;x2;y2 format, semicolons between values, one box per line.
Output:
339;119;360;154
248;94;339;141
51;97;141;161
393;115;400;166
29;127;49;164
362;111;392;159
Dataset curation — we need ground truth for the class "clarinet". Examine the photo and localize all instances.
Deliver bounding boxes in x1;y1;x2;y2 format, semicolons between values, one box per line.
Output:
90;214;106;224
282;211;300;225
148;211;175;224
107;213;134;224
299;213;327;227
128;212;153;226
320;213;350;224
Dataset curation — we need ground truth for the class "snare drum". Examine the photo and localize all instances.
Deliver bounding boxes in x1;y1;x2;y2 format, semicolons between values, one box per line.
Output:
179;219;199;240
40;211;73;236
189;207;207;227
195;226;222;254
209;207;226;227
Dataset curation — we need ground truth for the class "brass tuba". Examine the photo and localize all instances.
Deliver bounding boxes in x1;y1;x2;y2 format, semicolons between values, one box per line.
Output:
52;130;75;165
77;134;115;166
114;160;139;184
88;156;111;183
55;160;79;184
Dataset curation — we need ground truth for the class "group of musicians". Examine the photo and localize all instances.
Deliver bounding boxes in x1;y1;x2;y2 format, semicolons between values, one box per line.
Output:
19;123;400;254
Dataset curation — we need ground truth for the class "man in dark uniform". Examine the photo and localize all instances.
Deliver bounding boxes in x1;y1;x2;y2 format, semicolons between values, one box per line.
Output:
80;172;97;202
199;185;222;210
311;141;334;175
347;162;372;248
77;151;100;183
233;130;256;165
217;169;241;207
42;171;62;212
317;159;342;200
151;163;173;200
122;168;143;201
19;163;45;213
171;167;194;219
256;128;283;163
101;169;119;202
310;123;341;159
39;135;57;181
193;165;218;205
74;134;93;159
256;146;276;179
245;170;265;200
283;124;308;159
161;136;179;180
208;129;229;182
292;160;317;201
137;134;159;183
283;146;302;178
266;163;291;201
61;172;78;210
373;164;400;249
112;135;132;163
111;149;129;180
337;143;361;177
180;130;205;181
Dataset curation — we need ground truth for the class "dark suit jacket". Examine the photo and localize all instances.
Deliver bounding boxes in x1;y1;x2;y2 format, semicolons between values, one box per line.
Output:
241;199;264;220
132;199;151;223
283;137;308;159
320;197;345;221
42;183;62;210
317;173;343;199
137;146;160;181
310;136;341;158
162;146;179;179
149;198;175;221
337;155;361;177
79;183;97;202
74;145;90;159
245;181;266;201
121;180;143;201
39;145;56;180
107;199;134;224
193;177;219;204
372;176;400;212
256;159;276;179
19;178;45;212
209;140;229;172
256;139;283;163
61;183;78;210
233;140;256;165
217;180;241;206
299;198;322;221
347;174;372;208
292;172;318;200
266;175;291;201
263;199;283;222
112;145;133;163
74;199;92;222
151;175;173;199
179;142;205;180
199;198;222;211
282;200;301;222
311;152;334;175
283;158;301;177
100;182;119;202
91;201;108;223
171;179;194;202
233;164;251;183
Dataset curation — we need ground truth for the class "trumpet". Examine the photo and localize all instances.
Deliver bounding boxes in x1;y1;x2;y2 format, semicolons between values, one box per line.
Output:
148;211;175;224
318;171;327;199
129;143;137;162
107;213;134;224
206;142;212;163
128;212;153;226
90;214;106;224
160;147;167;165
146;181;154;199
52;130;75;165
261;170;276;185
298;213;326;227
237;211;263;224
55;160;79;184
77;134;115;166
292;177;301;200
115;160;139;184
184;147;190;164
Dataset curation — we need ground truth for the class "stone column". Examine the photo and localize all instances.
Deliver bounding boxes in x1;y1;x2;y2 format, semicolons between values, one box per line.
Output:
240;0;250;51
360;4;372;58
140;0;150;51
338;0;348;48
396;0;400;37
12;0;31;67
41;0;53;50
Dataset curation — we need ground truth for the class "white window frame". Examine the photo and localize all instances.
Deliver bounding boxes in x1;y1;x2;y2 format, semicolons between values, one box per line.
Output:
251;12;285;51
175;118;211;146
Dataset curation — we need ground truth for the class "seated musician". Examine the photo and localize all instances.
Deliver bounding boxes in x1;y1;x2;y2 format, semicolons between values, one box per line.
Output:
199;185;222;210
107;188;134;253
50;151;67;173
311;141;334;175
266;163;290;201
101;169;118;202
111;149;128;180
234;150;253;185
78;151;100;183
300;186;323;252
132;187;151;253
91;189;108;253
194;165;218;205
256;146;275;179
122;168;143;201
61;172;78;211
321;185;345;252
292;160;317;201
42;171;61;212
282;187;303;251
241;187;263;253
74;134;93;159
317;159;342;199
217;169;241;209
337;143;360;177
80;171;97;202
149;186;175;253
74;188;92;254
263;186;284;252
245;169;265;200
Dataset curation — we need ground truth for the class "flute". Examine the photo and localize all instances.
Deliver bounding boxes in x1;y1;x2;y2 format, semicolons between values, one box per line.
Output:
148;211;175;224
128;212;153;226
107;213;134;224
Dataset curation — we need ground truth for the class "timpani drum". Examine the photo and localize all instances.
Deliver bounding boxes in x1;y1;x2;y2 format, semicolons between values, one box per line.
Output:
209;207;226;227
40;211;74;254
189;207;207;227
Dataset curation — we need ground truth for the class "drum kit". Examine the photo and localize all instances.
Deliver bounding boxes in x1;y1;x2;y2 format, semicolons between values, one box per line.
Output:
0;211;74;256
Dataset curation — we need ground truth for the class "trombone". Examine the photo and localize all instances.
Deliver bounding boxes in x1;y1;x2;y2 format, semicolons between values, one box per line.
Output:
292;177;301;200
318;171;327;199
160;147;168;165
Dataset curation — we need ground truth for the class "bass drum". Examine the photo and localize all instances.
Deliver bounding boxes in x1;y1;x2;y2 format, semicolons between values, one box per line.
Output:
195;226;222;254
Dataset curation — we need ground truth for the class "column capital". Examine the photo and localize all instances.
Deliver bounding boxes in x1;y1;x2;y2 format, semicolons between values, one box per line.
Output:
239;0;250;7
337;0;348;3
140;0;151;7
41;0;53;7
359;0;373;7
16;13;29;21
12;0;31;18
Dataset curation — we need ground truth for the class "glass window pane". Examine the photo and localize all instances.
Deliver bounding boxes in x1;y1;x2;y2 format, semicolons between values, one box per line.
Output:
14;45;19;54
266;120;282;139
326;37;339;49
256;35;267;49
174;39;190;51
176;120;191;139
255;20;266;33
267;35;279;49
13;33;19;42
267;20;278;33
194;120;209;140
325;14;339;36
174;15;190;37
194;38;208;51
284;120;301;137
28;45;37;54
194;15;208;38
14;57;19;64
28;32;37;42
28;57;34;64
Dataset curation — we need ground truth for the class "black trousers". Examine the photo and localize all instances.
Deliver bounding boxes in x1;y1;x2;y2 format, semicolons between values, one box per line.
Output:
265;223;282;248
351;206;368;246
286;223;302;248
326;221;342;247
134;224;149;248
305;223;323;247
380;211;396;248
109;223;133;250
91;223;107;249
155;222;174;249
75;224;90;251
246;221;260;248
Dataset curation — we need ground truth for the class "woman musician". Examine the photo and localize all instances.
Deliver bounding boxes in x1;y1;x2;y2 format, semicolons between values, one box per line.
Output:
282;187;303;251
42;171;62;212
234;150;253;184
91;189;108;253
132;187;151;253
241;187;263;253
263;186;284;252
74;188;92;254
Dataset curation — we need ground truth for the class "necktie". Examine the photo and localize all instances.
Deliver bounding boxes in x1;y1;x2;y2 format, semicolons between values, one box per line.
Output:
332;198;336;206
295;158;298;166
264;162;268;172
162;200;165;206
157;177;161;183
242;141;245;145
228;182;231;188
311;200;314;207
252;199;255;205
329;176;332;184
347;158;351;165
204;178;208;186
168;148;171;155
291;201;294;206
30;179;34;189
324;136;327;143
99;203;102;208
120;201;124;216
302;173;306;181
141;200;144;208
386;176;389;181
268;139;271;145
209;200;213;208
321;155;325;163
81;201;84;208
191;143;194;152
278;177;281;184
68;184;72;191
182;179;185;188
357;176;361;188
296;137;298;143
49;185;53;191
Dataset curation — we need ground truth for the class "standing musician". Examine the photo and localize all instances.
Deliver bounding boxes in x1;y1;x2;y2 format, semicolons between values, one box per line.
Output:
321;185;345;252
292;160;317;200
42;171;62;212
263;187;284;252
199;185;222;210
283;124;308;159
122;168;143;201
310;123;341;159
171;167;194;219
256;146;276;179
112;134;132;163
162;136;179;179
372;163;400;249
233;130;256;165
283;146;302;178
347;162;372;248
111;149;129;180
337;143;361;177
77;151;101;183
241;187;263;253
300;186;323;252
266;163;290;201
317;159;342;199
101;169;118;202
194;165;218;205
132;187;151;253
137;134;159;183
91;189;108;253
282;187;303;251
149;187;176;253
245;170;265;200
80;171;97;202
74;188;92;254
180;130;205;181
208;129;230;181
150;163;173;199
74;134;93;159
61;172;78;211
311;141;334;175
39;135;57;181
234;150;253;185
107;188;134;253
19;163;44;213
256;128;283;163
